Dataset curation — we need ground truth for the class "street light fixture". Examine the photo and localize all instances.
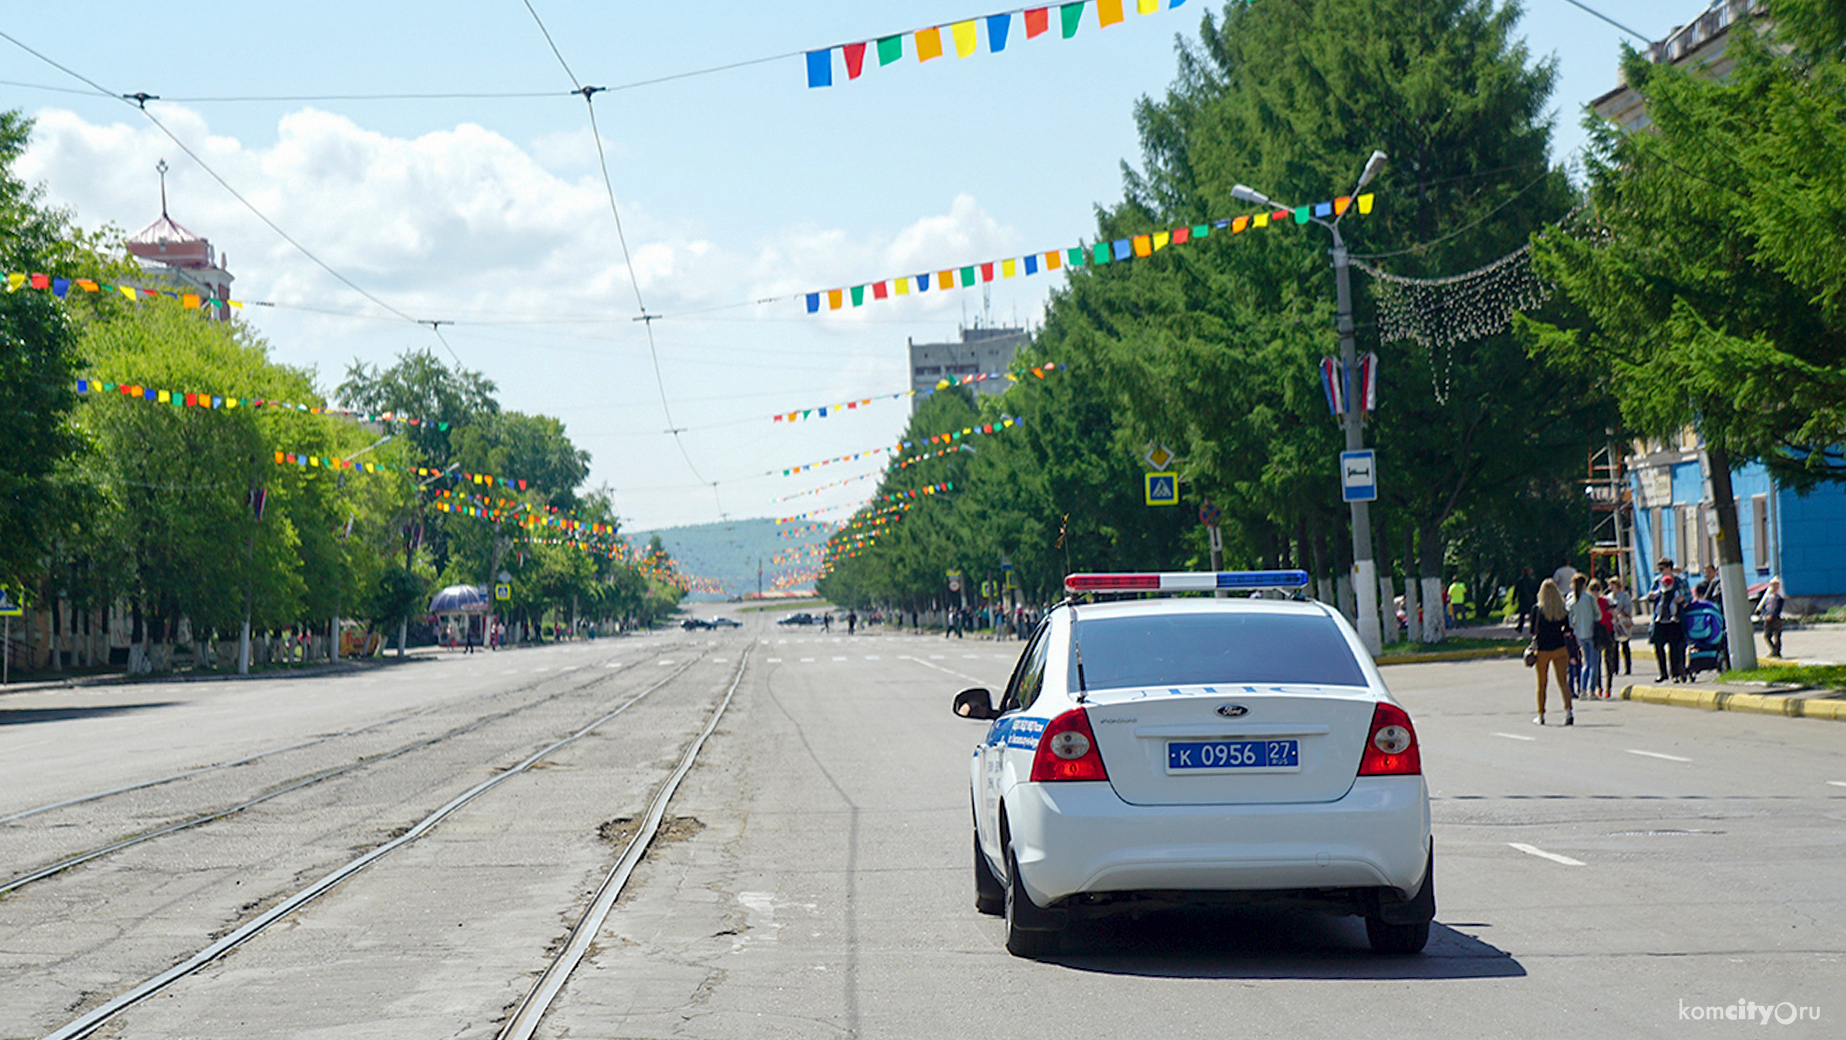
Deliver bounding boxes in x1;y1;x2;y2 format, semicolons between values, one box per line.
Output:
1232;151;1388;657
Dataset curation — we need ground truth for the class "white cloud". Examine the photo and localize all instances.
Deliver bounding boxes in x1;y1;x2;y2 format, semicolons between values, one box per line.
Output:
17;105;1054;528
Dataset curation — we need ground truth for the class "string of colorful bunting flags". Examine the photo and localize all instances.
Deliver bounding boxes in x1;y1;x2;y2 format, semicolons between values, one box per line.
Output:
803;197;1373;314
806;0;1187;88
781;416;1023;476
8;271;250;312
772;363;1062;421
77;378;455;433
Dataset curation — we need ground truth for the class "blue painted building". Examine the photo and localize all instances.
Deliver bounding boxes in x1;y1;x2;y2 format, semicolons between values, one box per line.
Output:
1627;434;1846;606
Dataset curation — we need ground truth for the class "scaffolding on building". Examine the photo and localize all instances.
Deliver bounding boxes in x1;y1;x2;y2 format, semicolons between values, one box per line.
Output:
1584;443;1634;586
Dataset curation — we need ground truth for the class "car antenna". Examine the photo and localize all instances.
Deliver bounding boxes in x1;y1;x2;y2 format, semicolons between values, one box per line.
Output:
1070;603;1088;702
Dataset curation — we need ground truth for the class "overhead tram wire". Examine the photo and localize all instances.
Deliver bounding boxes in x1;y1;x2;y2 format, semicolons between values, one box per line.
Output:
518;1;724;519
0;29;462;366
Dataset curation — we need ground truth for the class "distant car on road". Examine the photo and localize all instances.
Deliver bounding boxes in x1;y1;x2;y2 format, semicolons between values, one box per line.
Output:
680;617;714;630
953;570;1433;958
710;617;741;628
776;613;818;627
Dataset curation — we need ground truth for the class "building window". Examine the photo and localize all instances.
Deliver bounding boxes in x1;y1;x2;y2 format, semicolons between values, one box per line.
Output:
914;366;941;376
1753;495;1769;571
948;364;978;374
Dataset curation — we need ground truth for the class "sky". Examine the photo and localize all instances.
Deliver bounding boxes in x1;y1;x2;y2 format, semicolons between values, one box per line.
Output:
4;0;1710;560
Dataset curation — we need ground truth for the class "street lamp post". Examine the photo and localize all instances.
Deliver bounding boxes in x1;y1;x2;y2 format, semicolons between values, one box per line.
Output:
1233;151;1388;657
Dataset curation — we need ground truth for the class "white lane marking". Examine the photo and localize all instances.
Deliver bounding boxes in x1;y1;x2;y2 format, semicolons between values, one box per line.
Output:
960;654;979;659
766;658;783;663
800;657;815;663
1627;749;1692;763
533;667;552;673
832;656;847;661
714;658;728;662
657;660;675;666
1828;781;1846;788
1508;842;1585;867
864;655;880;660
604;662;622;668
1492;732;1537;741
900;654;990;686
930;654;945;659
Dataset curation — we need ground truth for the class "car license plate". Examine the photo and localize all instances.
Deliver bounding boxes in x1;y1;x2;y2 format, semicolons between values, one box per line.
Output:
1167;739;1299;771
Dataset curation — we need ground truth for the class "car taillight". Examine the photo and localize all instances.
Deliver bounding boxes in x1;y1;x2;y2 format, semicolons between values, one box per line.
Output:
1357;701;1421;776
1029;708;1109;782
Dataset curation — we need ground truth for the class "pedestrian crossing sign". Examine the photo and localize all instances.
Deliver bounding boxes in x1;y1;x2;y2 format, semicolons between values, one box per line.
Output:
1145;472;1179;507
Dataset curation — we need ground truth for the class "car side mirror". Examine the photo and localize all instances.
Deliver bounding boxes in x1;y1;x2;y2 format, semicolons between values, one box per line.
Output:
953;687;999;720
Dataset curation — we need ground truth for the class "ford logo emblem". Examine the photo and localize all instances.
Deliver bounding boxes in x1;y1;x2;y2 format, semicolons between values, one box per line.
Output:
1215;704;1250;718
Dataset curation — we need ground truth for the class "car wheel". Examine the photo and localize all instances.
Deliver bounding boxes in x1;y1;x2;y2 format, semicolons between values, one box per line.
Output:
974;832;1004;915
1364;915;1430;955
1004;845;1060;958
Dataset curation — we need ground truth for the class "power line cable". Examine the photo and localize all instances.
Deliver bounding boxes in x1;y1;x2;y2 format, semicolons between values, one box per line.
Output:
0;29;463;363
518;1;722;517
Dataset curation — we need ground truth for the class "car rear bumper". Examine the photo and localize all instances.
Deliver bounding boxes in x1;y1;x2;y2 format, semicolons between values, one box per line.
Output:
1006;775;1430;907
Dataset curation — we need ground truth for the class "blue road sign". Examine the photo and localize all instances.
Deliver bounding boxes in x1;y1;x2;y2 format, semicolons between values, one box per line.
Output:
1341;450;1377;502
1145;472;1179;506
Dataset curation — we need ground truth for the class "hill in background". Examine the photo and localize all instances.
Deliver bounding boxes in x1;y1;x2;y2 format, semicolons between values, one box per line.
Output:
628;517;828;601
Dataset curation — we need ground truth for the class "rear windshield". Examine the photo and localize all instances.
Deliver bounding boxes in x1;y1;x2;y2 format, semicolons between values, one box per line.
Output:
1068;611;1367;690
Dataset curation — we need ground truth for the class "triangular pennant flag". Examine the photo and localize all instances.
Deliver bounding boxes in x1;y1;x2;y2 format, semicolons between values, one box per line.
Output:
958;266;976;287
1061;2;1086;38
1098;0;1125;27
851;285;865;306
1024;254;1039;275
871;280;888;300
806;292;821;313
1358;193;1374;214
987;12;1012;51
979;262;994;282
828;289;844;310
843;42;868;79
1133;234;1152;257
1002;258;1017;278
1025;7;1050;37
877;34;904;65
894;277;910;296
1152;230;1170;250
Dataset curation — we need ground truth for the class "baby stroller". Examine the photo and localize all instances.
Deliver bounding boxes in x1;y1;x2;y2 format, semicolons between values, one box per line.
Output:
1683;599;1729;679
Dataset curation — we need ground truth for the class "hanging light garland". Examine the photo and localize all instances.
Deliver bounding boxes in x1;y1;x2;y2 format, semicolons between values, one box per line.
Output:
1356;244;1551;404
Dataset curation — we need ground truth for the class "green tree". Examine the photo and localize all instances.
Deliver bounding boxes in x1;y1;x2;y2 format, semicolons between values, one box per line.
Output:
1526;0;1846;669
1038;0;1604;640
0;110;128;594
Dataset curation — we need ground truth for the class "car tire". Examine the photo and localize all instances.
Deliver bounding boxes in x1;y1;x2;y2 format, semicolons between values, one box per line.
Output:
1364;915;1430;955
974;832;1004;915
1004;845;1060;958
1365;853;1434;954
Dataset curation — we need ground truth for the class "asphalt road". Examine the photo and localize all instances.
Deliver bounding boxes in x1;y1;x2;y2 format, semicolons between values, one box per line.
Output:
1;616;1840;1039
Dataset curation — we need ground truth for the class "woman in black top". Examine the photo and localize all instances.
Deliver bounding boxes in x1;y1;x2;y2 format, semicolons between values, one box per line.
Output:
1531;578;1574;725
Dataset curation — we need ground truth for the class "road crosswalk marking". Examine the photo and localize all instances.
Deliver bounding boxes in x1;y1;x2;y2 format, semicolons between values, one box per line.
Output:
1508;842;1585;867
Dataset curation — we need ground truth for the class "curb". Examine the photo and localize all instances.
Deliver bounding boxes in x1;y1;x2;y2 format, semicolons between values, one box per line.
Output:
1376;647;1524;666
1620;683;1846;722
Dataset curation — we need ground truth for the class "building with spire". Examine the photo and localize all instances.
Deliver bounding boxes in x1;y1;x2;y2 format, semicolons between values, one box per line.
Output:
125;159;234;320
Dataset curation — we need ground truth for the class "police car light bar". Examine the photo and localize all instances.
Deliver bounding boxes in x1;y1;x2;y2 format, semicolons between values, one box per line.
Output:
1064;570;1311;593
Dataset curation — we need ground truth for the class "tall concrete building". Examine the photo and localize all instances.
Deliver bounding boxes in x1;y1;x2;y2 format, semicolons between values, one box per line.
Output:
906;324;1029;413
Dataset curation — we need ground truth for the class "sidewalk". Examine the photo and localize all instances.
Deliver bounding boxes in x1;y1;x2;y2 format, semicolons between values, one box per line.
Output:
0;645;445;697
1618;619;1846;723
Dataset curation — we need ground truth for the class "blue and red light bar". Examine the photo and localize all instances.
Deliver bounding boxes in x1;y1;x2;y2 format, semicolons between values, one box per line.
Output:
1064;570;1311;593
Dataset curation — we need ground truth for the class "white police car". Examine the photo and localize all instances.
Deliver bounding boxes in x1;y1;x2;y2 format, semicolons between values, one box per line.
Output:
953;571;1432;957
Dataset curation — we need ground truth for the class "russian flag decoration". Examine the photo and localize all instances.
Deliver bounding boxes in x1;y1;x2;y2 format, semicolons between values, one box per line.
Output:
1358;351;1379;412
1320;357;1347;417
806;1;1186;87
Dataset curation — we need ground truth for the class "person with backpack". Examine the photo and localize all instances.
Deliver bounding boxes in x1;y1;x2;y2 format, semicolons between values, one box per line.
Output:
1647;558;1692;683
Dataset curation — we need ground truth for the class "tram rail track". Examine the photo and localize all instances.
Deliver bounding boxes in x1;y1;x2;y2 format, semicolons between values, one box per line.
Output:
34;640;753;1040
1;644;700;898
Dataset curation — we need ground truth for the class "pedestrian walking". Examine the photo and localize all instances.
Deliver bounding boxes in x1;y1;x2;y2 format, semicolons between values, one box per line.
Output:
1568;573;1600;697
1530;578;1574;726
1590;578;1618;698
847;610;857;635
1759;577;1786;659
1608;576;1635;675
944;609;959;639
1647;558;1692;683
1513;567;1539;634
1446;577;1469;627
